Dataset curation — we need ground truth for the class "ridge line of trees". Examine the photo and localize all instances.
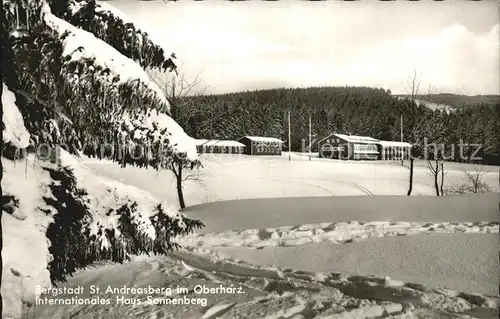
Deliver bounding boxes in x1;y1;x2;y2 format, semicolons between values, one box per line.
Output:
178;86;500;165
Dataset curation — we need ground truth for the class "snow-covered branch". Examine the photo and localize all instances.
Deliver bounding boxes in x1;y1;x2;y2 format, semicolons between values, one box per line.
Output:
49;0;177;72
43;9;169;109
110;108;199;168
2;83;31;149
46;151;204;281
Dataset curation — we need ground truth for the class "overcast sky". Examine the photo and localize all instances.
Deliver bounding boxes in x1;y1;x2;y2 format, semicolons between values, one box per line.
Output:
112;0;499;96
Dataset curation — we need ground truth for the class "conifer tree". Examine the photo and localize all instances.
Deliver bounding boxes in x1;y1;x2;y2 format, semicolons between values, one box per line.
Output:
1;0;203;315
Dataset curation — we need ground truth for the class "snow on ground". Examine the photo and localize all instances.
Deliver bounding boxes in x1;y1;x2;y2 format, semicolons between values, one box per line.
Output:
2;157;54;319
181;195;499;234
82;153;499;210
1;150;190;318
214;233;498;296
13;153;499;318
2;83;30;148
180;221;498;250
178;221;499;295
31;247;500;319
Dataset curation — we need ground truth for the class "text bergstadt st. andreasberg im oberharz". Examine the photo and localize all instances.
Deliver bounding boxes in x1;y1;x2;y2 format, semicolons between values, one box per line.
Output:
35;284;245;307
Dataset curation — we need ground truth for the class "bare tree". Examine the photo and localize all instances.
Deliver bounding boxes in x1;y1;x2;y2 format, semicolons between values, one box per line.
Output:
464;165;492;193
403;75;444;197
165;159;206;209
149;66;208;209
405;70;422;105
440;161;445;196
422;109;448;197
427;159;444;196
403;70;423;196
149;64;205;121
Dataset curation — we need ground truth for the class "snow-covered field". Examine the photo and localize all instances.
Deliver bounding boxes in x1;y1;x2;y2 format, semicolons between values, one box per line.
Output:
9;153;500;318
82;152;500;209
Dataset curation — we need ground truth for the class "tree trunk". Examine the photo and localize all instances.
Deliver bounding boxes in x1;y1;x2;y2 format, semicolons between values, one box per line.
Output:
440;162;444;196
0;87;3;318
176;165;186;209
171;101;177;121
407;158;414;196
0;65;4;315
434;160;440;196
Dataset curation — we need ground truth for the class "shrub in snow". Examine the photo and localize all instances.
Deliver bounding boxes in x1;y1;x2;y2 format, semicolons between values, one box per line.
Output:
2;153;204;317
41;162;203;285
41;166;91;284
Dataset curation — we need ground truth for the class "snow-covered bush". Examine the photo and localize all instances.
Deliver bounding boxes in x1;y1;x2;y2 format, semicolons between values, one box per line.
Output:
2;152;204;317
42;161;203;285
1;0;204;316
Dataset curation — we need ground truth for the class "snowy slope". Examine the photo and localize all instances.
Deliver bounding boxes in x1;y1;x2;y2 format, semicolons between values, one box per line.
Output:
68;155;499;313
41;5;199;163
2;158;57;318
30;248;500;319
395;96;453;113
42;6;168;108
215;233;498;295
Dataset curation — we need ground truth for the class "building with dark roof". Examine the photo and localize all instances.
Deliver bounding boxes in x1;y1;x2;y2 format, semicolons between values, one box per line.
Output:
239;136;283;156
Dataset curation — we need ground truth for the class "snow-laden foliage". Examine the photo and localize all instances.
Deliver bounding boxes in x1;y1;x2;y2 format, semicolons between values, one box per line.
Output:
4;7;170;150
1;0;204;316
117;108;199;162
79;106;200;171
1;83;30;149
43;151;203;284
43;7;169;109
49;0;177;72
3;2;199;167
2;151;203;317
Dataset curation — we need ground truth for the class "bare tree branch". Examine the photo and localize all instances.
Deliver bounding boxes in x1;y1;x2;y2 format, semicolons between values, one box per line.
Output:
148;64;207;120
444;165;493;195
426;159;444;196
403;69;423;103
146;65;207;208
463;165;492;193
404;69;424;196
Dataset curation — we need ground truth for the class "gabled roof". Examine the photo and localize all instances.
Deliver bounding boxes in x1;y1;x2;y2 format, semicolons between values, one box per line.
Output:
333;134;380;144
243;136;283;143
319;133;412;147
195;139;245;147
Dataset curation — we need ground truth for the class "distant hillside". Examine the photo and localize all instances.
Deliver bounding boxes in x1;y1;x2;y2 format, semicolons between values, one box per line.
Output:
178;86;500;164
394;94;500;110
179;86;410;149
